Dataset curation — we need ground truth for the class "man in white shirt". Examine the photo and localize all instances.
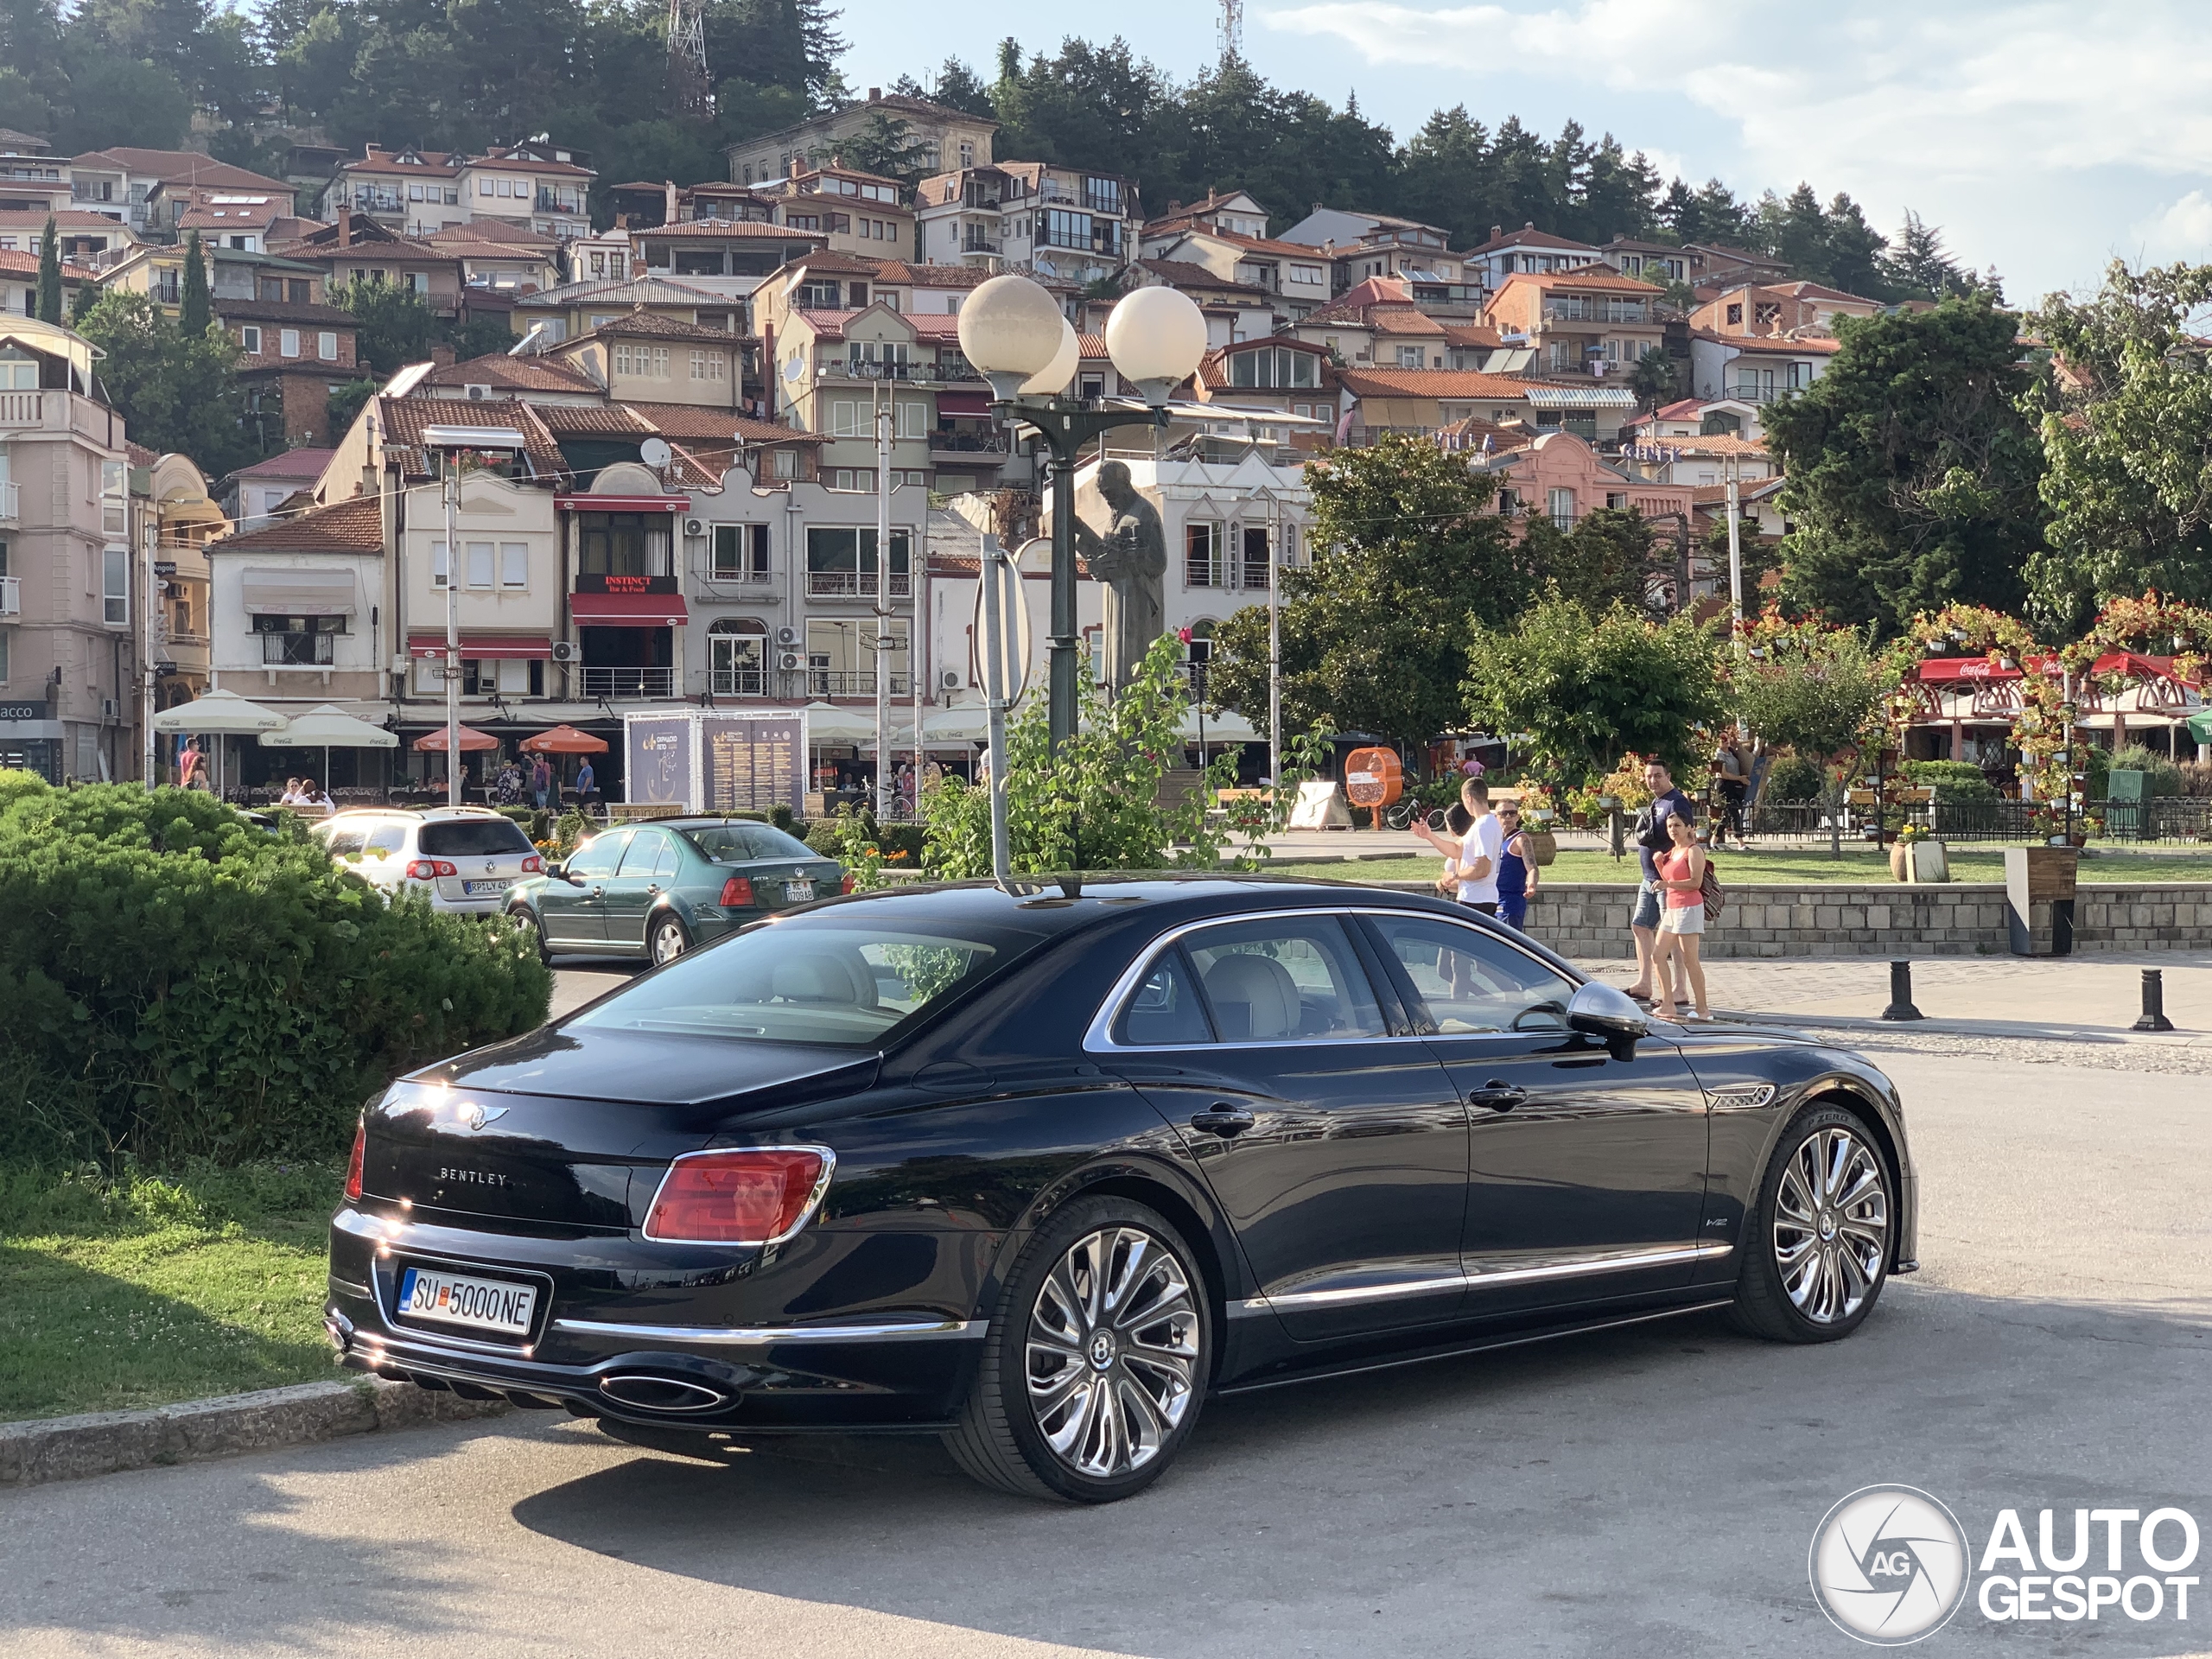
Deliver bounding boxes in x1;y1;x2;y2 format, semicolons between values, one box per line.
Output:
1411;778;1504;915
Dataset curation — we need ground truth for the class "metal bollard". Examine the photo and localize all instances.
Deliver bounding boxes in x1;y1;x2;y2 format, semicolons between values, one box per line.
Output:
1880;958;1923;1022
2133;968;2176;1033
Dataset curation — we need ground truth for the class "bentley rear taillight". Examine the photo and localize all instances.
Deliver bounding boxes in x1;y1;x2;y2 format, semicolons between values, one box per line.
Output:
344;1119;366;1202
718;874;754;907
644;1147;833;1245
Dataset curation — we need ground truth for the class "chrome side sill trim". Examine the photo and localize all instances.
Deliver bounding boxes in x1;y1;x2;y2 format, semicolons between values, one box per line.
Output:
551;1317;984;1346
1236;1243;1732;1314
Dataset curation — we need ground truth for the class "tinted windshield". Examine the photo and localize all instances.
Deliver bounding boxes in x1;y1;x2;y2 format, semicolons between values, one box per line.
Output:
420;819;534;856
567;912;1053;1046
682;823;817;862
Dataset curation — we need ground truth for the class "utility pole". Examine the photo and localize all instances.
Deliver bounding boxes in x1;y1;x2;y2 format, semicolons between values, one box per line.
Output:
874;373;893;822
444;464;461;806
980;533;1012;882
1725;451;1745;639
1268;505;1281;786
141;503;157;785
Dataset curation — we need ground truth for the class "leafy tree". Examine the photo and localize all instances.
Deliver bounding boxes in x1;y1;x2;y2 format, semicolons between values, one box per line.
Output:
1628;346;1677;409
1206;434;1529;748
1764;294;2044;635
1463;593;1723;785
1726;611;1903;854
178;228;208;336
1521;507;1659;615
333;277;439;377
836;111;931;187
327;378;377;438
891;57;995;118
35;213;60;323
77;289;257;476
1882;210;1969;302
2024;260;2212;633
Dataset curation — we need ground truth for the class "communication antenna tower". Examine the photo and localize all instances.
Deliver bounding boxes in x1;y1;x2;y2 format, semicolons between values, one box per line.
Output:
1218;0;1243;64
666;0;711;121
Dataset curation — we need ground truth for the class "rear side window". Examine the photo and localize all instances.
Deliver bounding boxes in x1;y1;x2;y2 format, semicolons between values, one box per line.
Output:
683;823;814;862
418;818;533;857
620;831;679;879
322;825;369;857
1182;917;1387;1042
365;822;408;855
1364;913;1575;1034
1116;950;1214;1046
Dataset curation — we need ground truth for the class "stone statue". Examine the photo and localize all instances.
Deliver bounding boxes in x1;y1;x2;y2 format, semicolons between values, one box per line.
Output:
1069;461;1167;693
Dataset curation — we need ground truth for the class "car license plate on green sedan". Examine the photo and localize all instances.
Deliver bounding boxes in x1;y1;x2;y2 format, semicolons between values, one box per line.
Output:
785;879;815;903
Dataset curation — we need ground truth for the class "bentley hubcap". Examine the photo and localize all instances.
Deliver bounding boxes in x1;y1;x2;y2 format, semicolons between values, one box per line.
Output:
1774;1126;1889;1325
1027;1226;1199;1479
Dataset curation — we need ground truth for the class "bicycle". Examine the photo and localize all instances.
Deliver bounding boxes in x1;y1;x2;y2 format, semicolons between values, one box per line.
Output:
1382;799;1446;831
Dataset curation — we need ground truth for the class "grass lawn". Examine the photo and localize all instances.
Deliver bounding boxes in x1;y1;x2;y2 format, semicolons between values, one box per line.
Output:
1262;848;2212;886
0;1161;342;1422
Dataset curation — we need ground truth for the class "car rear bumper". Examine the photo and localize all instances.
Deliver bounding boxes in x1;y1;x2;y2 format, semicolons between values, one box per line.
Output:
327;1209;983;1431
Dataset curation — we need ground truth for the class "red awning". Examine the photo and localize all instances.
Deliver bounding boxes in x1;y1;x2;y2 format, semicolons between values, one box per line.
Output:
1914;657;2021;683
570;592;689;627
406;633;553;660
935;391;994;417
555;495;689;512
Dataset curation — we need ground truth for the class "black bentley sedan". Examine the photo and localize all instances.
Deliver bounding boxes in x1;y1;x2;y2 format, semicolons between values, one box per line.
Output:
327;877;1917;1503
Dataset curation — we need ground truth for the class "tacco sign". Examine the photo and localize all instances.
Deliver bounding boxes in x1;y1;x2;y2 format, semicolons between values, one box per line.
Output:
1977;1506;2200;1625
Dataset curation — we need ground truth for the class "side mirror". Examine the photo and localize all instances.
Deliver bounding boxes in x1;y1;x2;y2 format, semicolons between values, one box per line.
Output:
1567;981;1649;1050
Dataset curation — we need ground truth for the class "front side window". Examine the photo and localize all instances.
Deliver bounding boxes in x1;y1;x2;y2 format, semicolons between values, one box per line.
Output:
1179;916;1387;1042
563;830;630;878
568;914;1053;1046
1364;913;1574;1035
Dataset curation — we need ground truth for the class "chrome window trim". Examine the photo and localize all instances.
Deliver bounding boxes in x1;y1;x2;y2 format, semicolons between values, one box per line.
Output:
1083;904;1578;1054
1232;1242;1732;1314
552;1316;982;1345
640;1144;837;1246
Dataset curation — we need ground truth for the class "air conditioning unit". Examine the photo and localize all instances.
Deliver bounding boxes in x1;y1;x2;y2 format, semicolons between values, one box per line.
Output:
775;626;799;646
99;697;121;720
683;517;706;537
465;384;492;401
940;669;963;690
779;651;804;671
550;640;578;664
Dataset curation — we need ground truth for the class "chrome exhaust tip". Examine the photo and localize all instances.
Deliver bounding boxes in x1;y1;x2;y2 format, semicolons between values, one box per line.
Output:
597;1374;731;1414
323;1307;354;1354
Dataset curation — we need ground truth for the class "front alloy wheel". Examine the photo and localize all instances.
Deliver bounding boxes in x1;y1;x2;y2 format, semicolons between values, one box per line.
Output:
945;1195;1211;1502
1730;1103;1893;1343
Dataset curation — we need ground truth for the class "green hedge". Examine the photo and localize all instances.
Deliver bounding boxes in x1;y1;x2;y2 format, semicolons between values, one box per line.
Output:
1902;760;2000;803
0;778;551;1167
1762;754;1826;803
800;813;919;861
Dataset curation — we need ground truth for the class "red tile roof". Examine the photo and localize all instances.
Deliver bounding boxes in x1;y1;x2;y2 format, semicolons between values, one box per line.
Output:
208;492;383;554
0;249;97;281
1134;258;1273;297
226;448;335;480
1694;330;1843;355
378;395;565;476
869;261;998;289
575;308;741;343
1466;224;1600;256
636;219;826;240
422;354;601;395
1496;264;1665;295
1337;368;1541;399
73;148;291;195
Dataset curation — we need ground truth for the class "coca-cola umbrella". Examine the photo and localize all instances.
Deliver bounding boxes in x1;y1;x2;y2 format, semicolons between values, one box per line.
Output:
518;724;608;754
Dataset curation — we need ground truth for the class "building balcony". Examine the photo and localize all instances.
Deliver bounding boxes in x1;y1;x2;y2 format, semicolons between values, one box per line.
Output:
581;665;677;699
0;479;16;521
931;435;1007;458
0;575;18;616
806;571;912;599
805;670;911;697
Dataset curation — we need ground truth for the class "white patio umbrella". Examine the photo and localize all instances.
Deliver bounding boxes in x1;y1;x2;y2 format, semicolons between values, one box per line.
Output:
258;703;397;799
151;688;288;797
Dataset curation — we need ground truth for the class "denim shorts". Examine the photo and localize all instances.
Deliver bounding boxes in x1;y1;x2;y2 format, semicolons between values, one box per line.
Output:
1630;881;1662;931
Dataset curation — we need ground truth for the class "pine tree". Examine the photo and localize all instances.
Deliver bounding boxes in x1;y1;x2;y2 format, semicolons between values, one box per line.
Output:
180;229;209;335
35;215;61;323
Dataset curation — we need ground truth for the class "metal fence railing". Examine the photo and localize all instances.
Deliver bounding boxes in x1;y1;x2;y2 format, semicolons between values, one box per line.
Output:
1740;795;2212;847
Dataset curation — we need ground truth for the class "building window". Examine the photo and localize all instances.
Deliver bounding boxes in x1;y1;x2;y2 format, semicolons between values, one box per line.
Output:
499;542;529;588
463;541;493;588
897;400;926;438
577;513;672;578
102;546;129;625
253;613;343;664
712;524;771;581
805;526;911;596
689;350;726;382
709;619;766;695
1229;347;1319;389
1185;522;1224;588
771;449;797;480
829;399;863;437
239;325;261;353
1241;527;1270;590
1396;345;1423;368
318;331;337;361
1548;487;1576;530
430;540;448;588
280;328;300;359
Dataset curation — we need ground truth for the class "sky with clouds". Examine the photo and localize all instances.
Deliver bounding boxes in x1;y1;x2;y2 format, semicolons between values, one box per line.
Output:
837;0;2212;303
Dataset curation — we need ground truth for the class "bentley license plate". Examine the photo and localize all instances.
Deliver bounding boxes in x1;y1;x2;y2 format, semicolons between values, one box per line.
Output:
396;1265;537;1337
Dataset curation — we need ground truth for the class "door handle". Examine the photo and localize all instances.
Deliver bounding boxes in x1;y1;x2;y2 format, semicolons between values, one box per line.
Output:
1189;1103;1255;1138
1468;1079;1529;1110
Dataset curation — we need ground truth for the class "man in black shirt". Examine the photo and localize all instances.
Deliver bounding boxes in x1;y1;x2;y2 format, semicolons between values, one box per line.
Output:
1624;758;1693;1001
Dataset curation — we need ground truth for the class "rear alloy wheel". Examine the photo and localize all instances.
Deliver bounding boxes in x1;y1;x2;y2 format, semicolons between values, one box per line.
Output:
945;1194;1209;1503
1729;1103;1893;1343
649;914;690;965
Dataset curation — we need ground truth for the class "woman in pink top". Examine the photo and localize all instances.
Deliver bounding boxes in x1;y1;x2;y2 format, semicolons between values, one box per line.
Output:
1653;811;1710;1022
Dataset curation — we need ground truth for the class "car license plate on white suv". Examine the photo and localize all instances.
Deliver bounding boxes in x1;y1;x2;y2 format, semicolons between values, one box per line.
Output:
785;879;815;903
396;1265;537;1337
463;879;511;895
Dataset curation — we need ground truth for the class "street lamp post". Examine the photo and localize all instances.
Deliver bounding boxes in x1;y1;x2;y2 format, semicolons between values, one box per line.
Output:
957;276;1208;751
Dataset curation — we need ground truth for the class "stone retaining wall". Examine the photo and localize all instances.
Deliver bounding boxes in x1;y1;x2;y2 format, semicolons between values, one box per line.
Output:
1366;880;2212;959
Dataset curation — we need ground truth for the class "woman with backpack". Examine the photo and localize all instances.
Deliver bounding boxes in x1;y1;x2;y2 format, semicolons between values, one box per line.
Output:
1653;810;1713;1022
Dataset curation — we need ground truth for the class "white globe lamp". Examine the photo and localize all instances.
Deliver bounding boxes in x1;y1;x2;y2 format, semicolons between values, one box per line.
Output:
957;274;1069;401
1020;318;1081;398
1105;287;1209;407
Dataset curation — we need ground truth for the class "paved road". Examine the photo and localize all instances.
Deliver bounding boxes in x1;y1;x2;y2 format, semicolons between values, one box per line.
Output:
4;1047;2206;1659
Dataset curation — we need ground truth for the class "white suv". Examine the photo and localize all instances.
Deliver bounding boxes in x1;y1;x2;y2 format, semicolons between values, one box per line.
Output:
315;807;543;914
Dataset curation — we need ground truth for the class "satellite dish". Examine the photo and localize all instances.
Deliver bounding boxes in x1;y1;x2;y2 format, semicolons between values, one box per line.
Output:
783;356;804;383
639;437;672;469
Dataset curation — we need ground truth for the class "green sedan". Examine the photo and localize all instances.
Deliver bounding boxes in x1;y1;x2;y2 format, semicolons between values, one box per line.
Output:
505;817;848;965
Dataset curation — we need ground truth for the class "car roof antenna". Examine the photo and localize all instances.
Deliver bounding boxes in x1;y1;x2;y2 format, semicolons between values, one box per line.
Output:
1055;873;1083;901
